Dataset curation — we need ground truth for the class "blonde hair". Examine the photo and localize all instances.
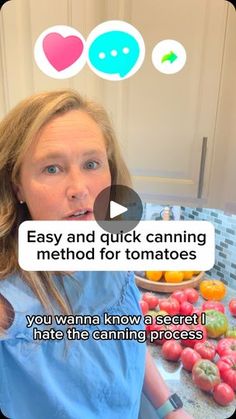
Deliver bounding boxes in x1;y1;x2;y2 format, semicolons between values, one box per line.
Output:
0;89;131;321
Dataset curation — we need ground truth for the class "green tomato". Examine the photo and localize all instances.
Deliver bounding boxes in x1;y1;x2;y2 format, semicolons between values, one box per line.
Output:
205;309;228;338
225;326;236;338
147;310;158;318
192;359;220;392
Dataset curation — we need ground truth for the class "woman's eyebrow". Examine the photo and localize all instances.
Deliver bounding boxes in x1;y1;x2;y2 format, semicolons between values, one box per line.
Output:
34;149;106;162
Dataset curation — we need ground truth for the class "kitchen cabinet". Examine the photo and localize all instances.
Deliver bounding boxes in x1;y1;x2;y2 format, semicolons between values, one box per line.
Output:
103;0;229;206
0;0;234;208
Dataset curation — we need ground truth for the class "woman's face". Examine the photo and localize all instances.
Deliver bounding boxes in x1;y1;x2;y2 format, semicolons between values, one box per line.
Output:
15;110;111;220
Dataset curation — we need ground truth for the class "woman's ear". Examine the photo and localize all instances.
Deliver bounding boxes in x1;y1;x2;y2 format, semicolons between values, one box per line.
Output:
12;181;24;202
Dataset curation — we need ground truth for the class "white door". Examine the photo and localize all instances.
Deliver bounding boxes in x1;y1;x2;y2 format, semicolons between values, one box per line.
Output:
103;0;228;205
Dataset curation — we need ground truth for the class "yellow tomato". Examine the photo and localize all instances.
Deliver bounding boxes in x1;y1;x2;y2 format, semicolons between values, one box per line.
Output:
164;271;184;283
199;279;226;301
156;310;168;317
146;271;163;282
182;271;193;280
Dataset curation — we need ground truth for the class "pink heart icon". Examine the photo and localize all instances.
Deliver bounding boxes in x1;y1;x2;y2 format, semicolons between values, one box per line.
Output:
43;32;84;71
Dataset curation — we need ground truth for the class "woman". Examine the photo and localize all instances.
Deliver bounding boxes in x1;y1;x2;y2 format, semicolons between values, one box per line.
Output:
0;90;192;419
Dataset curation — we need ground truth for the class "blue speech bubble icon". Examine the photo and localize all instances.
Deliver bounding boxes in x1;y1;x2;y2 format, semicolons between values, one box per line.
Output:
88;30;140;78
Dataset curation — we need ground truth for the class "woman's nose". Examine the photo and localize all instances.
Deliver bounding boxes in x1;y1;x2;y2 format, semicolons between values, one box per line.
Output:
66;170;89;201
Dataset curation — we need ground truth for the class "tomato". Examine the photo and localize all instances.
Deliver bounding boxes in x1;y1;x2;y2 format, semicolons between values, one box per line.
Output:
161;340;183;361
147;310;158;319
184;288;199;304
217;353;236;391
204;309;228;338
148;324;162;344
146;271;163;282
182;271;194;280
150;324;178;345
142;292;159;310
145;323;151;333
180;324;207;348
181;347;201;371
148;323;163;343
145;310;167;334
213;383;235;406
155;310;168;317
229;298;236;316
202;300;225;314
144;312;153;334
164;271;184;283
179;301;193;315
171;290;188;304
194;341;216;361
216;338;236;357
159;297;180;315
191;308;202;323
192;359;221;392
139;300;149;315
225;326;236;339
200;279;226;301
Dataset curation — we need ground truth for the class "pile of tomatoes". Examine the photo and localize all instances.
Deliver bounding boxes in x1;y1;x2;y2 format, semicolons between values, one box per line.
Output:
140;287;236;407
145;271;197;283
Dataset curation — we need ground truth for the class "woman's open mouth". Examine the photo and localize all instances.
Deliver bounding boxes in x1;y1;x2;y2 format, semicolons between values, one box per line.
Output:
63;209;94;221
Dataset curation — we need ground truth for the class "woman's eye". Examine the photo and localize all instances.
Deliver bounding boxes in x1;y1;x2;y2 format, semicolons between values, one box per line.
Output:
44;165;60;174
85;161;100;170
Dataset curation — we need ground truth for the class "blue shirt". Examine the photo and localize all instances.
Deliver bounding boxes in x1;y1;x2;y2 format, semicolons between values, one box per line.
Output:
0;271;146;419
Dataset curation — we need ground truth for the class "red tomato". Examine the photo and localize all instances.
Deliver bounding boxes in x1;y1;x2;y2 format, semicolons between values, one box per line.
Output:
216;338;236;357
180;324;207;348
148;319;159;330
145;324;151;333
171;290;188;304
181;347;201;371
161;340;183;361
191;308;203;324
213;383;235;406
159;297;180;315
202;300;225;314
142;292;159;310
148;324;166;345
229;298;236;316
139;300;149;315
192;359;221;392
179;301;193;315
144;310;157;334
149;324;177;345
184;288;199;304
194;340;216;361
217;353;236;391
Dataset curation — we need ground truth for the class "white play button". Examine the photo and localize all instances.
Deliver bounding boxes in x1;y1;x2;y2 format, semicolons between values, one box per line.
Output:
94;185;143;233
110;200;128;219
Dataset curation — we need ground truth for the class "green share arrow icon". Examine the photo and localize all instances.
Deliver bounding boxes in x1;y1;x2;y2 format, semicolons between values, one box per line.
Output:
161;51;178;64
